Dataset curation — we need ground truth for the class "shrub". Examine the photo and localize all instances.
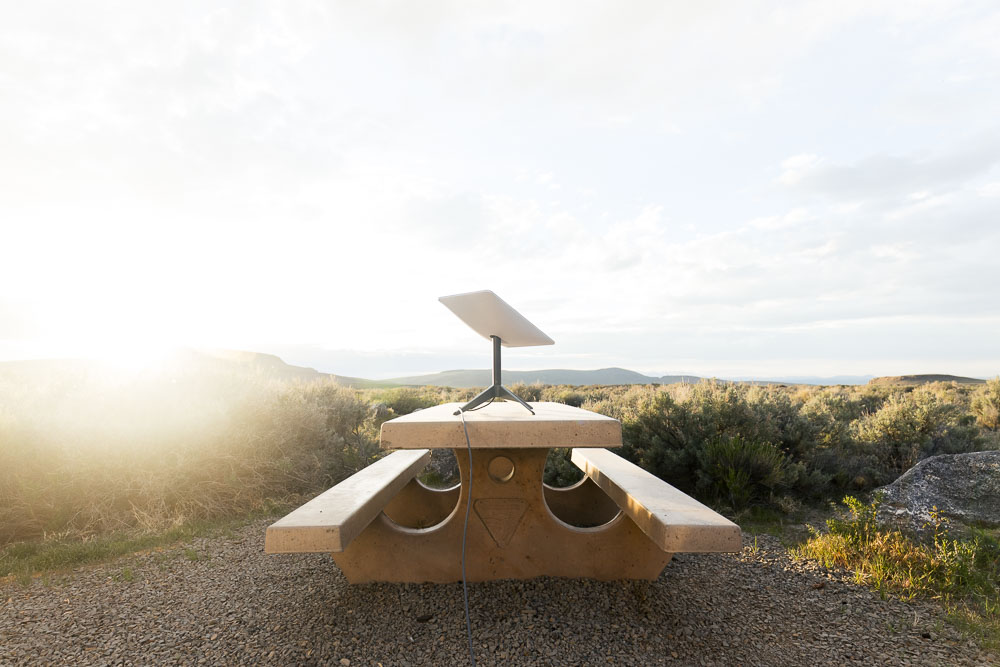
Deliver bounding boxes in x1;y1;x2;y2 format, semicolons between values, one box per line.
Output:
0;373;379;544
5;367;999;547
850;388;984;485
551;389;585;408
509;382;543;403
695;436;791;510
369;387;445;416
543;448;584;487
850;395;927;479
800;389;866;449
620;382;829;510
971;378;1000;431
620;388;701;492
794;495;1000;609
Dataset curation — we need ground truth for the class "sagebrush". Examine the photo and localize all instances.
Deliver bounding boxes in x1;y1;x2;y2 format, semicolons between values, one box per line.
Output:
1;364;997;545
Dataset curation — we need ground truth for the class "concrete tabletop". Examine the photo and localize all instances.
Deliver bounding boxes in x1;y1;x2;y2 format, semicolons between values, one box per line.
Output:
379;401;623;450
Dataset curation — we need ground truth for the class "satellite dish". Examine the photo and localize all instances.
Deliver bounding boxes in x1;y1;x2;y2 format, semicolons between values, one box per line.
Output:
439;290;554;414
439;291;554;347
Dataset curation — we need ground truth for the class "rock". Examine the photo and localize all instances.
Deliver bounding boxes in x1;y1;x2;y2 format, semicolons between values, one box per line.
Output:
875;450;1000;534
425;449;459;484
371;403;393;422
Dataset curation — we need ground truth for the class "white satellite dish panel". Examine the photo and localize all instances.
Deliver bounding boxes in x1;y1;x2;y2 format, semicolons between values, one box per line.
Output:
439;290;554;414
438;290;554;348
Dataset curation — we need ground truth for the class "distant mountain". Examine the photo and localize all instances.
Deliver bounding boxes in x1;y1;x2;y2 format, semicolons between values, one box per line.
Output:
386;367;702;388
728;375;875;386
196;348;327;382
384;368;888;387
194;349;403;387
869;374;987;386
14;351;978;390
0;349;395;389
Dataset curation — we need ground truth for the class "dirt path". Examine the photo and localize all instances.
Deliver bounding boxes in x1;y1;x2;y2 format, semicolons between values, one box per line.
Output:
1;519;995;666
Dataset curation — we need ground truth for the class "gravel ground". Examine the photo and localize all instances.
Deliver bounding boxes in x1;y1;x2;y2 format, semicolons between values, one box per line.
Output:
1;519;996;666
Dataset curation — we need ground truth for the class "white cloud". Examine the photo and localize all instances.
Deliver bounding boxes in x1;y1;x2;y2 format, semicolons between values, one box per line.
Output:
978;182;1000;197
749;208;812;230
776;138;1000;202
777;155;822;186
2;1;999;376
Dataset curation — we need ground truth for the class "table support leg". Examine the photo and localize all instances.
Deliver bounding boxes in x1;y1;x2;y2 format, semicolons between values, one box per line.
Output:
332;448;672;583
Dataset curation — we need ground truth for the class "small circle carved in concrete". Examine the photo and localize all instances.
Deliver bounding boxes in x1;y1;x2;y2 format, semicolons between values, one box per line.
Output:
487;456;515;483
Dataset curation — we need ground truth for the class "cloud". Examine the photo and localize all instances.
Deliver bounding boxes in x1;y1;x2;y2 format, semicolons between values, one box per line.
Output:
2;1;999;375
749;207;813;230
979;182;1000;197
777;136;1000;202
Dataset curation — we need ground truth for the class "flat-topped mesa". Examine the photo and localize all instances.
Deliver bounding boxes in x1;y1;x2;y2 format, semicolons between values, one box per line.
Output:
379;401;622;450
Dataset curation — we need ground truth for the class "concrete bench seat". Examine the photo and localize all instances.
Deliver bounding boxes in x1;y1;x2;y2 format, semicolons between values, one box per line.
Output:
265;403;741;582
571;448;741;553
265;449;431;554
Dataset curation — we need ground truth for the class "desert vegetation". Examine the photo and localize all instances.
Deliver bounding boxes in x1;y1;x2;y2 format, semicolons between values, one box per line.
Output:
795;495;1000;648
0;361;474;546
3;364;999;630
2;368;998;548
544;379;996;514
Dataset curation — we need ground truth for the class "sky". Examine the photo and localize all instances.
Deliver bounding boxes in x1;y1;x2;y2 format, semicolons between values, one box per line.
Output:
1;1;999;379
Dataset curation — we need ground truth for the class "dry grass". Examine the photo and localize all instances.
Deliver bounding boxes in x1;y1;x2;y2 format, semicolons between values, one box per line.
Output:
793;496;1000;648
0;362;380;544
0;359;478;547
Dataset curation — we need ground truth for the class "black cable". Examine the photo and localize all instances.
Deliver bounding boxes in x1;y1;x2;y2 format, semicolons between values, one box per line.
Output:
464;397;494;412
458;408;476;667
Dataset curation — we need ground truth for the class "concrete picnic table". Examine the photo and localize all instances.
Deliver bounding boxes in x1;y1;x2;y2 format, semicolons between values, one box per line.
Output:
265;401;740;583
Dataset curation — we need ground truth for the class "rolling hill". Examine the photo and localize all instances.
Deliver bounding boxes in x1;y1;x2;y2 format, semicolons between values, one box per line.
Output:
868;374;987;386
386;367;702;388
6;350;984;390
0;349;394;389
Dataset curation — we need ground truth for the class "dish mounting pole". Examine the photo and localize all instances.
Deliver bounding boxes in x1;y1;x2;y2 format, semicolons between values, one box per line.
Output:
455;335;534;415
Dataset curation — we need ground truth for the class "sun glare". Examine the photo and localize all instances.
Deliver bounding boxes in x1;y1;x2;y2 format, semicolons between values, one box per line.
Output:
85;340;172;372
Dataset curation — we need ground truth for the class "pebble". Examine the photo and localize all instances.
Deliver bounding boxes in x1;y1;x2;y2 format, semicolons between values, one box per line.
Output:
0;520;995;665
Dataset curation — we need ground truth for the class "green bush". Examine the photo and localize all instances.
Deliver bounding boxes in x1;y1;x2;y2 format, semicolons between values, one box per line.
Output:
543;448;584;487
851;388;983;484
971;378;1000;431
0;373;380;544
620;382;829;511
509;382;543;403
4;367;999;547
620;388;701;491
550;389;585;408
695;436;790;509
369;386;447;416
851;394;927;479
801;388;867;449
795;494;1000;605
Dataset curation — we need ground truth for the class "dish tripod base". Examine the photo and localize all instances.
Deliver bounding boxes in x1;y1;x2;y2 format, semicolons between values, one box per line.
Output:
455;335;534;415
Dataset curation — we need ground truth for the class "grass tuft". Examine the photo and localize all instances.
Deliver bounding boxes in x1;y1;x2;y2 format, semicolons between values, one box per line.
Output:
793;495;1000;647
0;511;280;584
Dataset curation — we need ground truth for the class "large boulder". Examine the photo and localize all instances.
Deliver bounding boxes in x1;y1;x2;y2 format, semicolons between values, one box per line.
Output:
875;450;1000;535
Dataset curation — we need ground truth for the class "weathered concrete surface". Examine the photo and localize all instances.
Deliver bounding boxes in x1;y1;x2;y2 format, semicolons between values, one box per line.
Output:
265;449;430;553
875;450;1000;534
331;446;674;582
269;402;739;582
380;401;622;450
573;448;742;553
